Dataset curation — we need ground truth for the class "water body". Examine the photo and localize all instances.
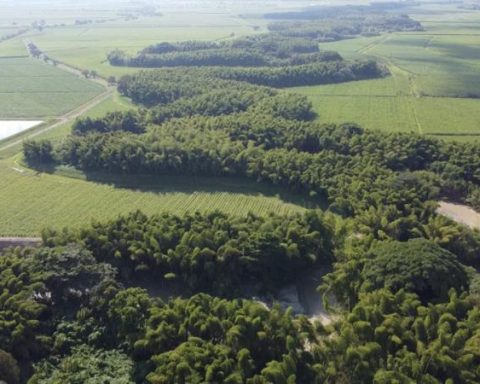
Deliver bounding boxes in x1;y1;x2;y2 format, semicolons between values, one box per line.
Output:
0;120;43;140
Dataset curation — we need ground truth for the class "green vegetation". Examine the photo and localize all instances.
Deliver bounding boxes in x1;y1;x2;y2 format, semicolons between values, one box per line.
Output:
30;346;134;384
0;56;104;118
2;3;480;383
2;207;480;383
28;13;265;78
362;239;468;301
107;23;386;89
108;35;331;68
292;78;480;136
34;70;480;220
291;3;480;140
42;210;333;294
318;289;480;383
0;162;306;237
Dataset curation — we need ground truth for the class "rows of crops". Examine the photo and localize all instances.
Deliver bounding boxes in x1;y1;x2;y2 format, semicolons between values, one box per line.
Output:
294;82;480;136
0;55;104;118
0;160;306;236
291;3;480;140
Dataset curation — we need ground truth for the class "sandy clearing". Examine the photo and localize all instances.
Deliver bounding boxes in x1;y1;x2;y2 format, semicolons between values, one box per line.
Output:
437;201;480;230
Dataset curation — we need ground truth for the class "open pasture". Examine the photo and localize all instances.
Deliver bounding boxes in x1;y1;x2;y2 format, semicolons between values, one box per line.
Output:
0;160;308;237
0;55;104;118
292;3;480;140
34;90;134;144
28;11;267;78
295;84;480;136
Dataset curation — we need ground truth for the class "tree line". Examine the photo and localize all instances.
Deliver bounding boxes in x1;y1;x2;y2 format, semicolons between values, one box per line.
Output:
1;210;479;383
107;34;340;69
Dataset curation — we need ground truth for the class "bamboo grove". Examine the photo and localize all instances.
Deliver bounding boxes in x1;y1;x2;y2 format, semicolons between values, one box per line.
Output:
6;20;480;384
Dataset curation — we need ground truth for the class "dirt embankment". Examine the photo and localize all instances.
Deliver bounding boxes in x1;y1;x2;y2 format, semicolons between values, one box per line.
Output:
0;237;41;250
437;202;480;230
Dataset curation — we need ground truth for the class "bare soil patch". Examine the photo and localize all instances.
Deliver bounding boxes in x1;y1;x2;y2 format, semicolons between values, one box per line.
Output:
437;201;480;230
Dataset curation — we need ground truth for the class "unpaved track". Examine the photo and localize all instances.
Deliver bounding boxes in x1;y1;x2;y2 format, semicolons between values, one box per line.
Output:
0;87;113;153
437;202;480;230
0;39;114;154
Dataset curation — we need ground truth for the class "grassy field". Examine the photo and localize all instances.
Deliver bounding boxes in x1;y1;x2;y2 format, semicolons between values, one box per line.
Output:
0;84;310;237
292;3;480;140
0;51;104;118
292;78;480;136
0;158;310;236
34;91;134;143
27;11;268;78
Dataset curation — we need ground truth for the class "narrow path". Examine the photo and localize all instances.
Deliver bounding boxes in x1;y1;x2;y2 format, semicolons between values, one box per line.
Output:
0;88;113;154
357;34;392;55
0;40;114;155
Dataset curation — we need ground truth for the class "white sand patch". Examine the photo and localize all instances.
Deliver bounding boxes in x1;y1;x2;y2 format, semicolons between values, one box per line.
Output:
0;120;43;140
438;202;480;230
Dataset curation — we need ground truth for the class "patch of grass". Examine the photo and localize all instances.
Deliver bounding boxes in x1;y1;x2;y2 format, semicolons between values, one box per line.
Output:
0;158;311;237
291;3;480;140
0;37;29;57
0;56;104;118
36;91;134;143
30;12;264;77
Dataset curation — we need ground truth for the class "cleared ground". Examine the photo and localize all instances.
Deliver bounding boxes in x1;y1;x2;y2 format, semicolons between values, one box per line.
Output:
438;202;480;230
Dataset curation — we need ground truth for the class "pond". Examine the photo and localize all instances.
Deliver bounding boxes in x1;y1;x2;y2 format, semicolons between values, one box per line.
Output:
0;120;43;140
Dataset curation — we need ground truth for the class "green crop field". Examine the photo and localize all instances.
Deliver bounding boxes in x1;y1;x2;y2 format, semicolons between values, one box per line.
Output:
34;91;134;143
292;2;480;140
0;159;308;236
292;79;480;136
0;37;30;58
27;11;267;78
0;52;104;118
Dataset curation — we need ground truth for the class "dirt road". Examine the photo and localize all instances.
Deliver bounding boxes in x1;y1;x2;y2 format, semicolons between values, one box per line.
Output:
437;201;480;230
0;39;114;154
0;87;113;154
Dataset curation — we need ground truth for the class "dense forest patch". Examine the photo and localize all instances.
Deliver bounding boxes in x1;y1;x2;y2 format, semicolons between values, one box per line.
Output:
6;5;480;383
107;25;387;88
1;209;480;383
